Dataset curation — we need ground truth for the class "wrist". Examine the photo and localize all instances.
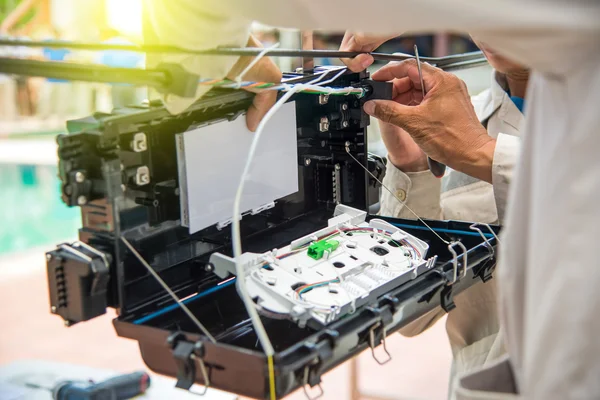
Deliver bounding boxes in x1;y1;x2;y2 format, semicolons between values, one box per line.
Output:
388;153;428;173
457;135;496;183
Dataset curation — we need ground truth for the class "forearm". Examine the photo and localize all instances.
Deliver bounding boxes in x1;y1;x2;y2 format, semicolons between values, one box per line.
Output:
452;135;495;185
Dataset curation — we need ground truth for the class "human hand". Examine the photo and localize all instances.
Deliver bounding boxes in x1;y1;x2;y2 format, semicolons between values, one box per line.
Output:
364;60;495;183
380;122;428;173
339;32;398;72
227;35;282;132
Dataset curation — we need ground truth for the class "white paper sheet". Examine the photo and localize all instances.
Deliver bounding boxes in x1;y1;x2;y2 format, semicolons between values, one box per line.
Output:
177;102;298;234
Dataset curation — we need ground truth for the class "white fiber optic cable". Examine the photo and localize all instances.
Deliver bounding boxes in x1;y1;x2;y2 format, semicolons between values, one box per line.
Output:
231;69;342;358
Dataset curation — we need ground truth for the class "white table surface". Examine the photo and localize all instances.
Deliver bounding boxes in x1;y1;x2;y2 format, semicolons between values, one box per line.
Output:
0;359;238;400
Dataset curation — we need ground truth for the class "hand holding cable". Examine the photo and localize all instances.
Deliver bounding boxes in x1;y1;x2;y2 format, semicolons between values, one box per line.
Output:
338;31;399;72
363;60;495;183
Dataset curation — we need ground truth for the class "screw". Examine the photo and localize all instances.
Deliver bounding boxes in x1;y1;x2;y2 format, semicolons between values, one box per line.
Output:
335;164;341;171
131;133;148;152
304;158;312;166
319;94;329;105
135;166;150;186
342;103;348;111
75;171;85;183
77;195;87;205
51;306;57;313
204;263;214;272
319;117;329;132
342;121;349;128
46;253;52;261
64;320;71;327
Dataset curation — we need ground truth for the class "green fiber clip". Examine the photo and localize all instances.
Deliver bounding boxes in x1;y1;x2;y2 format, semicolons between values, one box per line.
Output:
307;240;340;260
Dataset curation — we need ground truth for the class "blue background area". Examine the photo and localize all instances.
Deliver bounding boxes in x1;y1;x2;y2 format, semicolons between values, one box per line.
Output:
0;163;81;255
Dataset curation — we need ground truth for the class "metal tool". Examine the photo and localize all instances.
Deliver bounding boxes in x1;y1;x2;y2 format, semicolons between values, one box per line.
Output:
414;45;447;178
0;38;485;66
25;371;151;400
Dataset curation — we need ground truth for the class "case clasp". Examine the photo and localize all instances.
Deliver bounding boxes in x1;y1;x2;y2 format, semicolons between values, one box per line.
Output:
167;333;210;394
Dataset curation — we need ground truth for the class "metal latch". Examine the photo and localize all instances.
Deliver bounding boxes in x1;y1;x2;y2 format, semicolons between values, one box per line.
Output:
297;331;341;400
167;333;210;394
440;241;468;312
365;307;393;365
368;321;392;365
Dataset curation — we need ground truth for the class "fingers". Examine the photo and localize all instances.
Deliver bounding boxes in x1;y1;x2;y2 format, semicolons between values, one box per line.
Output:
372;60;441;92
389;76;423;105
246;90;278;132
342;53;374;72
391;76;412;98
363;99;420;130
339;31;396;72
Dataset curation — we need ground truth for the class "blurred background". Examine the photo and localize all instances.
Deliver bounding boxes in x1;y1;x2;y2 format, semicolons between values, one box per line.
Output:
0;1;491;399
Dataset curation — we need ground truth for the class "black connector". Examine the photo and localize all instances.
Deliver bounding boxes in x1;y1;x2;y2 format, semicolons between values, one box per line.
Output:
358;80;393;101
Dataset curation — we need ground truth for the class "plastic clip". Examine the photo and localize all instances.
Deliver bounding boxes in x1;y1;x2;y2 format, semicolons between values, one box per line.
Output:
167;333;210;395
440;285;456;312
368;322;392;365
302;365;324;400
447;241;468;285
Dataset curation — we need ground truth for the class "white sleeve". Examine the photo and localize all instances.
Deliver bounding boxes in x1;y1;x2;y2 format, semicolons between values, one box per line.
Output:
492;133;521;223
379;161;443;220
149;0;599;77
145;0;252;114
145;0;599;113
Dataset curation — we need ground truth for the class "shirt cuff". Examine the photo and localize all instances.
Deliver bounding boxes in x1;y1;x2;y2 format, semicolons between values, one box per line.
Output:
145;0;252;114
492;133;521;223
379;160;443;220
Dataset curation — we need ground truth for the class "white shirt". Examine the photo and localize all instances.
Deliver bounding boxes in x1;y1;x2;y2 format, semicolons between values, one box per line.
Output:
145;1;600;397
380;73;523;396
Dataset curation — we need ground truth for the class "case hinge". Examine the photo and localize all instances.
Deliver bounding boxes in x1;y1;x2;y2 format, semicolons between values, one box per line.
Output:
167;333;210;394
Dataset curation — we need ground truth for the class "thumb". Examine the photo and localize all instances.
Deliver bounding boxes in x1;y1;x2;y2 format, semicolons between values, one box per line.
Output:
363;100;419;130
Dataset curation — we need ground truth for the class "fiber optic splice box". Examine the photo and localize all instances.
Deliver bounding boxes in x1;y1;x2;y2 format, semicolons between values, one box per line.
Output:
46;67;499;399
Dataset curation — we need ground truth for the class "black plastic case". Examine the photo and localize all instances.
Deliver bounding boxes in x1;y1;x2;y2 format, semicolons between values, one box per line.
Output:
46;67;499;399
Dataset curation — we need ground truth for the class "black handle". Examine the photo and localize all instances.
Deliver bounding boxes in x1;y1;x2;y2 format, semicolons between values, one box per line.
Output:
427;157;446;178
92;371;151;400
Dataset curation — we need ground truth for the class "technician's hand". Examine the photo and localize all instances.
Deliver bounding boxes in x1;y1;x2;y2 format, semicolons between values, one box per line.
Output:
339;32;398;72
364;60;495;183
380;122;428;173
227;35;282;132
